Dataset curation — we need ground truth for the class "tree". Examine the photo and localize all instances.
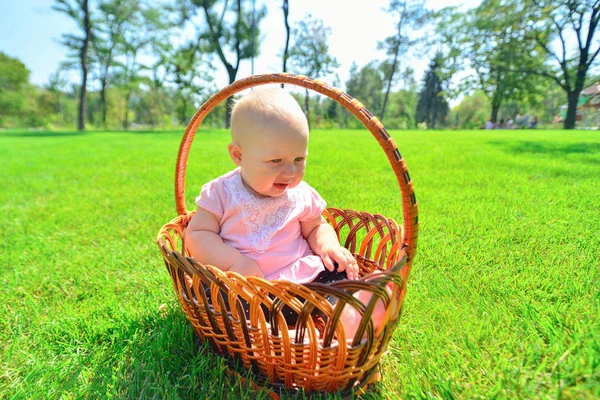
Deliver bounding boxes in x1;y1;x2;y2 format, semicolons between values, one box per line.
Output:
45;69;71;125
387;87;419;129
415;52;449;128
92;0;136;128
436;2;545;124
448;90;491;129
289;14;339;128
164;42;214;124
53;0;93;131
378;0;429;122
345;62;385;124
517;0;600;129
177;0;266;127
0;52;30;125
144;5;180;128
114;4;167;129
0;52;29;92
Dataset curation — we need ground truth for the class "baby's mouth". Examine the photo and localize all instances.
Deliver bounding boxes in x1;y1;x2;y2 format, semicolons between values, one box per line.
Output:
273;183;289;190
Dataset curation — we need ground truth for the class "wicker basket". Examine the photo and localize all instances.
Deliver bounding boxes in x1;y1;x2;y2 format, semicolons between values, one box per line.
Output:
156;73;418;396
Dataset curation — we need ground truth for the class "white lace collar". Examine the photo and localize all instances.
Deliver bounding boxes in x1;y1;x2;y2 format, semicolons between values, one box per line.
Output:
223;170;300;253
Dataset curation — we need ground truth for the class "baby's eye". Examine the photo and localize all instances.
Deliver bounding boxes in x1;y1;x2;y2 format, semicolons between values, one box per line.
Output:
270;159;282;163
294;157;305;162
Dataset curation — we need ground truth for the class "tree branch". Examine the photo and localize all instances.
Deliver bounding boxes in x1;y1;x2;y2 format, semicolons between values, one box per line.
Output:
233;0;241;72
550;16;569;66
201;3;232;72
217;0;228;36
533;32;571;90
589;44;600;66
583;6;600;67
568;7;583;51
523;67;568;92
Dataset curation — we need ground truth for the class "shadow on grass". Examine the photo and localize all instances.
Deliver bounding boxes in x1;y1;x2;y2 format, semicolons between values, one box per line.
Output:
1;129;223;138
489;140;600;156
77;308;275;399
121;128;227;135
3;130;86;138
489;141;600;170
115;129;184;135
76;307;383;399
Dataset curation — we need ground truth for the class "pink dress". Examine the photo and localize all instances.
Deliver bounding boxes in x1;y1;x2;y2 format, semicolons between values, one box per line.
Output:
195;168;326;283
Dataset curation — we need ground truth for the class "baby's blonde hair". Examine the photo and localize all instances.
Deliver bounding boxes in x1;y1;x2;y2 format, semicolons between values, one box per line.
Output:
230;86;308;145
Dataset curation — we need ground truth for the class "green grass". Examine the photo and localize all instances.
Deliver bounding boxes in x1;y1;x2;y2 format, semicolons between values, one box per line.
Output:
1;128;599;399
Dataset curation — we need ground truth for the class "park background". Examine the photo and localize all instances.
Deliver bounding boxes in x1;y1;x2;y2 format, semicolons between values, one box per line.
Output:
1;0;600;131
1;0;600;399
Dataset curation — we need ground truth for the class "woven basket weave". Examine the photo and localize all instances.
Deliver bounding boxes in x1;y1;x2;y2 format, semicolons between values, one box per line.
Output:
156;73;418;396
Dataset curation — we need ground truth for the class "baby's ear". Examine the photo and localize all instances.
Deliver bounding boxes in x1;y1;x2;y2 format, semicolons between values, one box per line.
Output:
228;142;243;166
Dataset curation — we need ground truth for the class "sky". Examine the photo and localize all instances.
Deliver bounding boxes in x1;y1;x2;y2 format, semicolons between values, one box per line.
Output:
0;0;481;96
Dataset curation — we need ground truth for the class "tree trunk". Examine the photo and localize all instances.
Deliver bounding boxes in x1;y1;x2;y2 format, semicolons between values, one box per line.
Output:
78;0;91;131
181;96;187;125
201;2;241;128
380;1;406;122
100;78;107;129
380;51;398;122
304;88;310;130
490;104;500;124
489;87;504;124
282;0;290;89
123;91;131;130
155;90;163;128
224;68;237;128
78;71;87;131
564;91;579;129
564;64;587;129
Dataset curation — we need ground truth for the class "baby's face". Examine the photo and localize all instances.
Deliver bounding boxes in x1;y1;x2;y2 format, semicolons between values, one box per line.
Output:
237;116;308;197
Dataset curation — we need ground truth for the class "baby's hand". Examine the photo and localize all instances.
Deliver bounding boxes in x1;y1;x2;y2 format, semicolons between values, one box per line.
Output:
320;245;359;280
229;254;264;278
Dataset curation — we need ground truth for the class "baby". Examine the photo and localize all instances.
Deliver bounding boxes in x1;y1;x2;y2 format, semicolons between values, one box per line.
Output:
186;86;387;340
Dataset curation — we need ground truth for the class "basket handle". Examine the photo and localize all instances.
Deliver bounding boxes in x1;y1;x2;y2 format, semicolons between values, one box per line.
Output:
174;73;418;259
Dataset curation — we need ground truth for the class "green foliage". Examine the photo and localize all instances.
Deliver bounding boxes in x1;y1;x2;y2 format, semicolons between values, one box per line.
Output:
289;14;339;126
436;1;546;123
161;43;215;125
342;61;417;129
175;0;266;126
0;52;30;92
378;0;430;120
289;15;339;80
0;52;30;124
344;62;385;126
92;0;139;128
181;0;267;76
8;0;597;131
382;89;418;129
448;90;491;129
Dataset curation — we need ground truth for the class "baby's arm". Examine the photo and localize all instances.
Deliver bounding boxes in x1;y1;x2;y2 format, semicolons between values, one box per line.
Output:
301;216;359;280
186;207;264;277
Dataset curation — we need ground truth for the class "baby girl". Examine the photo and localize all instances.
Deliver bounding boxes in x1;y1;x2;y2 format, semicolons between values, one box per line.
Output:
186;86;386;339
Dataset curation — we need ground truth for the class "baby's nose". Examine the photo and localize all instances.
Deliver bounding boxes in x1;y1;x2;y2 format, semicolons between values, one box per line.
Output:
281;163;295;177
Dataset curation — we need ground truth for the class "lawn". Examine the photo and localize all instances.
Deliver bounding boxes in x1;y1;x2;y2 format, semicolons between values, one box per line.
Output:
1;128;599;399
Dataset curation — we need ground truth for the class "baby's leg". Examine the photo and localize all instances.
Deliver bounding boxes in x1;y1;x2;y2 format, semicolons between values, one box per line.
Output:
308;265;393;341
339;281;393;341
